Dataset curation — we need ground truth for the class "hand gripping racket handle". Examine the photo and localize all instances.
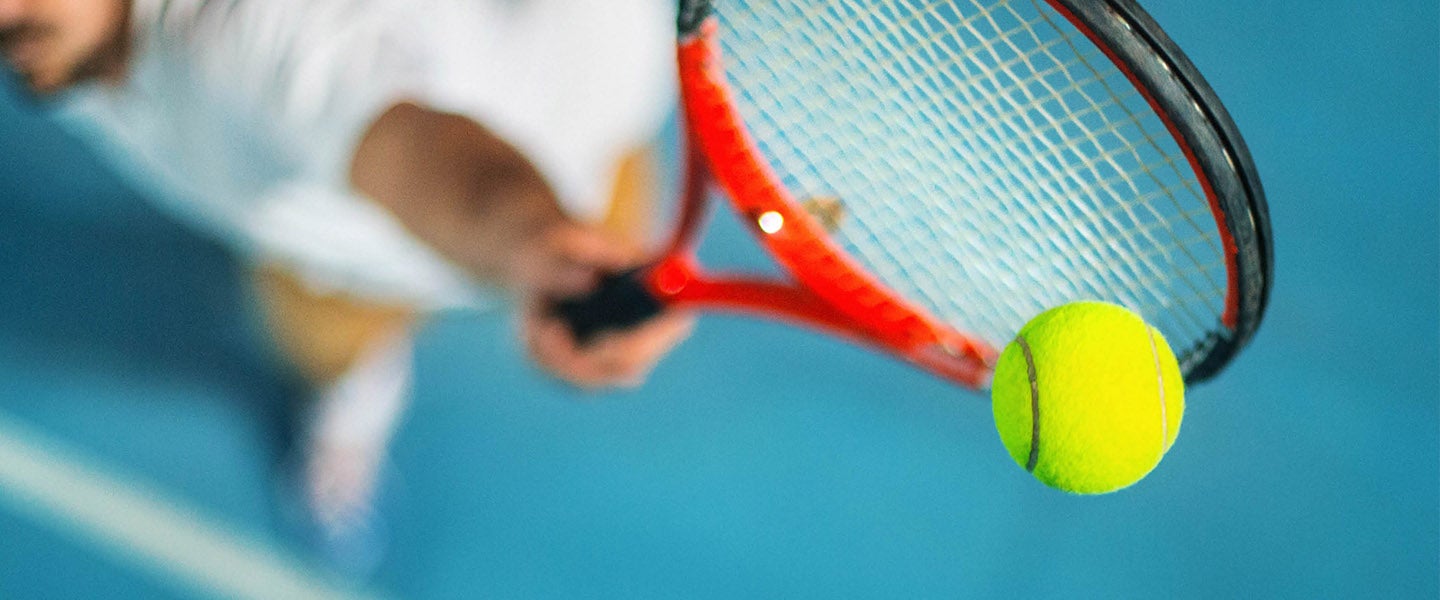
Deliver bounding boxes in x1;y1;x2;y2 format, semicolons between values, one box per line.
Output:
552;267;665;345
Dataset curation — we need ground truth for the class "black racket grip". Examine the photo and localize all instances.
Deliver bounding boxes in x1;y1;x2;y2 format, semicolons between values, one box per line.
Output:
552;268;665;345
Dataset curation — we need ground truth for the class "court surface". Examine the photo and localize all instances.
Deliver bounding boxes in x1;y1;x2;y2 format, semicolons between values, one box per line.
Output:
1;1;1436;598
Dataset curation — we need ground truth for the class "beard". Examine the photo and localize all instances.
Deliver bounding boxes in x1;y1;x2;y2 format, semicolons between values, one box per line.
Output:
1;18;129;100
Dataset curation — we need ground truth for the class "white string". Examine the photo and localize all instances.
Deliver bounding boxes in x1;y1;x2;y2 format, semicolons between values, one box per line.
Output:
712;0;1228;363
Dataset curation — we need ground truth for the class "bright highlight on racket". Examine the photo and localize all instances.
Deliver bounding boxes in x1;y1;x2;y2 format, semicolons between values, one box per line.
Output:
559;0;1272;388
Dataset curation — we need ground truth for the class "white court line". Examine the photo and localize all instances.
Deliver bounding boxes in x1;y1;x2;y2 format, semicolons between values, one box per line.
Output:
0;413;374;600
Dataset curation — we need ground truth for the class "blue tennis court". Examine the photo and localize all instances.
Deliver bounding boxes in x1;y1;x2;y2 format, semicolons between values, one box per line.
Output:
1;0;1435;598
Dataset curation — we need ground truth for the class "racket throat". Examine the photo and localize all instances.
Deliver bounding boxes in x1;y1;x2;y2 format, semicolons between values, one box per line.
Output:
652;258;993;386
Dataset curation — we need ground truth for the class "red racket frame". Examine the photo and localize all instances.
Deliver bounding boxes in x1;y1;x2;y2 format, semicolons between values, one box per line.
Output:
630;19;998;388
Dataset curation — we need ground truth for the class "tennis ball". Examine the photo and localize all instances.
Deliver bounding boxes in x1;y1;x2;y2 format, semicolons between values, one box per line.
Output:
991;301;1184;494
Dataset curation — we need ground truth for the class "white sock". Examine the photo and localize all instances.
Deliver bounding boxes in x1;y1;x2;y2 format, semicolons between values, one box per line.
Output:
304;332;414;529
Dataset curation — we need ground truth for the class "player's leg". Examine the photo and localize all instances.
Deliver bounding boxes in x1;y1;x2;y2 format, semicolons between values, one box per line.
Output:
250;138;657;570
250;265;419;543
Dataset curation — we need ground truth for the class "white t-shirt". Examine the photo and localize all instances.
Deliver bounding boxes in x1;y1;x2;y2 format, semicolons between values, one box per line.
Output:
55;0;675;308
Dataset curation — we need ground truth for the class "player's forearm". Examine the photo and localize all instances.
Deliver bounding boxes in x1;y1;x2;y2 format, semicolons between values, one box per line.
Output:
349;102;568;287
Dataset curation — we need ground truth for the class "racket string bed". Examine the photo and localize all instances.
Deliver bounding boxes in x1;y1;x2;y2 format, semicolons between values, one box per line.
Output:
710;0;1229;363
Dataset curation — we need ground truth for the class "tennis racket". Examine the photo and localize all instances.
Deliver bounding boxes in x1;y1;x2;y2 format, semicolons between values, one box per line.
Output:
558;0;1272;388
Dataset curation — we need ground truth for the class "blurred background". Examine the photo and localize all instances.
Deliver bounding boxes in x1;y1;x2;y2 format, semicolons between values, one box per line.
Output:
0;0;1435;598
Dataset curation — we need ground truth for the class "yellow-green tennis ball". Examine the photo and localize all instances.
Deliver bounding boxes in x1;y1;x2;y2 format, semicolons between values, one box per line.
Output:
991;301;1184;494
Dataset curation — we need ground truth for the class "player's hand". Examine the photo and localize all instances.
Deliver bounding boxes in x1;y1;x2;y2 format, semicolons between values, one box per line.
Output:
512;223;694;389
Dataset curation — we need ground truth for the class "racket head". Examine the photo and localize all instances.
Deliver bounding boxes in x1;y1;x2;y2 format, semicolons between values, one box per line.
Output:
668;0;1270;386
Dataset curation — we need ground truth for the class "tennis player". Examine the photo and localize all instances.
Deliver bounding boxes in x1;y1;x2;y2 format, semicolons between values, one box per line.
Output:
0;0;692;570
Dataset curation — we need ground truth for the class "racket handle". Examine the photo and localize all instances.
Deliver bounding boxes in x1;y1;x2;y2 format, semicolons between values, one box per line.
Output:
552;267;665;345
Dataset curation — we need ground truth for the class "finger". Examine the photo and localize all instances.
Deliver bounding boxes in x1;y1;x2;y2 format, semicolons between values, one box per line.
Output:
522;308;621;389
585;311;695;384
526;318;607;389
521;295;693;389
547;225;640;272
516;225;639;298
511;248;597;298
540;262;600;298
